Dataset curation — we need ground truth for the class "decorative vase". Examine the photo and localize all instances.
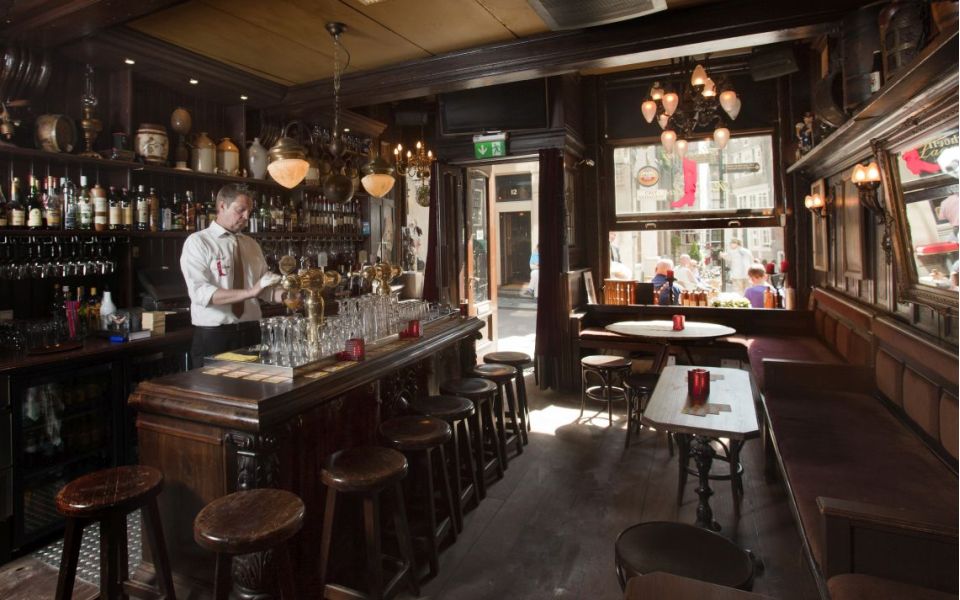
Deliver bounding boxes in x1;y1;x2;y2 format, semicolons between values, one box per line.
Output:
217;137;240;176
134;123;168;164
247;137;268;179
191;131;215;174
170;107;192;170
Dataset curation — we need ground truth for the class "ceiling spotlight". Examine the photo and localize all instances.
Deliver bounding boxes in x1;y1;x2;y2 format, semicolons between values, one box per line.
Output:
189;78;199;85
124;58;136;65
240;95;248;101
343;128;350;132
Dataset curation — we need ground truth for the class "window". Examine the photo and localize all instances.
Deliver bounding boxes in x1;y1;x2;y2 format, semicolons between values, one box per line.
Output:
612;134;775;218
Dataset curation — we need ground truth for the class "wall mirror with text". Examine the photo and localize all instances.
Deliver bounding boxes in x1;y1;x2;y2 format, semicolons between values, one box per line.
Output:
878;125;959;313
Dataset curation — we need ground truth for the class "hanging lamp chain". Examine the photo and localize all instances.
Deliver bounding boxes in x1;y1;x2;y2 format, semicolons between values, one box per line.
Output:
332;30;342;136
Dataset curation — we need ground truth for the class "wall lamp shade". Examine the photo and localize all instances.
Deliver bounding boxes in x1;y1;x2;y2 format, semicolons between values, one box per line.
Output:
641;100;657;123
713;127;730;149
360;155;397;197
661;129;677;152
267;136;309;188
804;193;826;215
662;92;680;115
852;161;881;184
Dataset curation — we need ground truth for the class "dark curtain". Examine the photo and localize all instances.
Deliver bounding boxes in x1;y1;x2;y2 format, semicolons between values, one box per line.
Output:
535;148;564;390
422;166;439;302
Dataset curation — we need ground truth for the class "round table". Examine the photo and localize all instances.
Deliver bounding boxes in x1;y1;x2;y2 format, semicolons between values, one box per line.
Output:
605;320;736;364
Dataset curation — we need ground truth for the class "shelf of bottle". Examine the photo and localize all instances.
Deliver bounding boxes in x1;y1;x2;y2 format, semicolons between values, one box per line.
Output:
0;228;366;240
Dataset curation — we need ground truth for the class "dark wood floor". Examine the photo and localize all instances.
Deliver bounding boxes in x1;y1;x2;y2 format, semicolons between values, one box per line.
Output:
405;382;818;600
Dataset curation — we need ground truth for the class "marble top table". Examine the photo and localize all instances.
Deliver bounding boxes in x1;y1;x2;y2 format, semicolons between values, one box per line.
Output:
605;320;736;340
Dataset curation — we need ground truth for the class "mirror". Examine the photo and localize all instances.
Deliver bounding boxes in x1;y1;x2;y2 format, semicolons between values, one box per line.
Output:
880;125;959;313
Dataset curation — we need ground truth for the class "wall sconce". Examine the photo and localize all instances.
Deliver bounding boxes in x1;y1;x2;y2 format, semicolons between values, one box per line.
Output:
852;161;882;214
804;191;827;217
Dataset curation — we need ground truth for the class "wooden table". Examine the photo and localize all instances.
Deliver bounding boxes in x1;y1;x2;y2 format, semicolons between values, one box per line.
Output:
641;366;759;531
625;572;772;600
604;320;736;364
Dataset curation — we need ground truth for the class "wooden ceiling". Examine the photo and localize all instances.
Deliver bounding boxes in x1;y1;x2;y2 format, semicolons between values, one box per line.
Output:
126;0;720;86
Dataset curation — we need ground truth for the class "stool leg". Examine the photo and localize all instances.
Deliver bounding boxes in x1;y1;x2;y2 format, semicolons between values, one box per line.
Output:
493;386;509;467
460;417;481;512
318;488;337;595
730;439;744;515
392;482;420;596
668;431;676;457
484;397;506;477
604;370;613;427
505;380;524;455
423;449;440;578
100;512;123;600
677;433;691;505
213;554;232;600
469;407;487;499
143;497;176;599
448;423;464;534
624;388;635;449
362;493;384;599
515;368;530;440
277;544;298;600
579;367;587;418
55;518;84;600
437;444;457;545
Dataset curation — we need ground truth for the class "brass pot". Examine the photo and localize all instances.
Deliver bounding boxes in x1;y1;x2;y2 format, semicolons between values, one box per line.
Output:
35;114;76;153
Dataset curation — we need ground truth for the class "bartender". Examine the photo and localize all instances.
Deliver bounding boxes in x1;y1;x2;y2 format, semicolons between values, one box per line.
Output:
180;184;282;367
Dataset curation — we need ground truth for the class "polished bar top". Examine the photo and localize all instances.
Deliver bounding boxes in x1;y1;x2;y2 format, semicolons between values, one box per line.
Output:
129;315;484;431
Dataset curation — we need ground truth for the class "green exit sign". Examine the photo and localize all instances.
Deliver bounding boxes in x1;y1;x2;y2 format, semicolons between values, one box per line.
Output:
473;133;507;159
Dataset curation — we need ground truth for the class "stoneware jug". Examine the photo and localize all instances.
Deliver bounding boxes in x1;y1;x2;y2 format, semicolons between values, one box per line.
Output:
247;137;268;179
217;137;239;176
191;131;215;173
134;123;168;165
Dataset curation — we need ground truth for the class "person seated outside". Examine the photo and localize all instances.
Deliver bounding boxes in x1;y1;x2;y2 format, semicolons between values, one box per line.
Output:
650;258;680;305
743;264;770;308
675;254;699;291
521;244;540;298
609;232;633;279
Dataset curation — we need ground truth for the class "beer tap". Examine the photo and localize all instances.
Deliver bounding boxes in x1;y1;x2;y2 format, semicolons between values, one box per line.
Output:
361;261;401;296
278;255;341;348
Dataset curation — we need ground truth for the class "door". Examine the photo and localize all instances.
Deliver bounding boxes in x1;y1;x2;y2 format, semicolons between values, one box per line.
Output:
499;212;532;285
466;170;496;347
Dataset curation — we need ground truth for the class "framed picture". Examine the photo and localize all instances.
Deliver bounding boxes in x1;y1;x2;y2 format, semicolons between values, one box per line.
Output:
583;271;598;304
810;179;829;272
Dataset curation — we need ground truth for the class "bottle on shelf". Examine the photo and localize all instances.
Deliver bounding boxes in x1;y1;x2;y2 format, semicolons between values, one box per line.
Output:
27;176;45;230
8;178;25;228
62;177;78;230
99;287;116;330
258;193;271;232
77;178;92;229
44;176;62;230
184;191;196;232
121;187;134;231
0;181;8;227
270;196;284;232
171;193;184;231
148;187;159;232
206;191;217;227
86;287;100;333
869;51;883;93
108;186;122;231
160;190;172;232
248;194;261;233
286;196;298;232
194;191;207;230
75;286;87;337
135;185;149;232
92;182;107;232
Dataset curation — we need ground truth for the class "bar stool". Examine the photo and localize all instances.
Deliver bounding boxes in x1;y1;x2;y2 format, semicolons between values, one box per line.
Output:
54;465;175;600
580;355;632;426
483;351;533;440
193;488;304;600
439;378;504;494
319;446;419;600
379;415;457;579
409;395;480;534
471;363;524;459
622;372;660;450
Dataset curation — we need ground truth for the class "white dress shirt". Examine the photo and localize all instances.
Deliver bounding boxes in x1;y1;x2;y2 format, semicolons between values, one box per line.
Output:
180;221;272;326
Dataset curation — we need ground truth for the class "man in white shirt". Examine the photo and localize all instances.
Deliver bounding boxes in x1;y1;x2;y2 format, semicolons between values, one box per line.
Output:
180;184;282;367
721;238;754;294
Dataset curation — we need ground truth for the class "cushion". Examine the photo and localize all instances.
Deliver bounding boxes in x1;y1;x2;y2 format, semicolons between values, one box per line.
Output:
903;368;941;440
835;323;852;360
939;392;958;459
875;350;903;406
828;574;956;600
736;335;843;391
823;315;838;350
763;389;958;567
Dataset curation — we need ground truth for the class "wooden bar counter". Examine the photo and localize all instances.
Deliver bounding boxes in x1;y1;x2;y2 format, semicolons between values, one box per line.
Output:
128;315;484;598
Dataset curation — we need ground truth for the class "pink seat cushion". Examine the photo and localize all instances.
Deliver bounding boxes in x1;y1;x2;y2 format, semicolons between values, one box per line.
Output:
728;334;843;391
828;574;956;600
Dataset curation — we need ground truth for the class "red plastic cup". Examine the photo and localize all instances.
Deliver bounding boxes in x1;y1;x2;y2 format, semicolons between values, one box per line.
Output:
687;368;710;404
672;314;686;331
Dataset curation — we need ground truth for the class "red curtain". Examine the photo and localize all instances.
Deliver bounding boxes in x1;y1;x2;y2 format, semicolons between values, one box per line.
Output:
534;148;563;389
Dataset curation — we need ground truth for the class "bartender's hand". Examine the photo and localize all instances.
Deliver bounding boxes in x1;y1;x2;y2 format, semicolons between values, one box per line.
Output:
257;273;282;289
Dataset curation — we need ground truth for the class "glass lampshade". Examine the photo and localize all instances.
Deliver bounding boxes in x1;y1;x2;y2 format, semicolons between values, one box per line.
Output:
362;173;396;197
641;100;657;123
675;139;689;158
691;64;708;87
865;161;881;182
657;113;670;130
719;90;738;114
702;78;716;97
852;163;868;183
267;157;309;189
650;82;664;101
804;195;815;209
661;130;677;152
662;92;679;115
713;127;730;149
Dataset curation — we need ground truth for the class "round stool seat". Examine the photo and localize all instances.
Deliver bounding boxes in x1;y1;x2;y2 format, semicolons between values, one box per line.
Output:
582;355;632;370
615;521;754;590
56;465;162;519
623;372;659;392
380;416;452;451
194;488;304;556
471;363;515;383
440;377;497;400
483;351;532;368
410;395;475;422
322;446;409;493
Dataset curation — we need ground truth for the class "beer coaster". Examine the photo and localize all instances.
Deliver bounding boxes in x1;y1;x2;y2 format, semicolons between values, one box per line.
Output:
243;373;268;381
304;370;331;379
223;370;246;378
264;375;288;384
715;403;732;412
203;367;228;375
322;362;353;372
710;374;725;381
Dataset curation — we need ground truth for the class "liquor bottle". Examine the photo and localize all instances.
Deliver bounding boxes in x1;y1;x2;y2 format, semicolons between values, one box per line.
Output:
259;193;272;231
763;286;775;309
271;196;284;232
171;193;184;231
286;197;297;232
159;191;171;232
206;191;217;227
248;194;260;233
148;188;159;232
27;176;45;229
44;176;62;230
121;188;133;231
0;182;8;228
184;191;196;232
86;287;100;333
92;183;107;232
869;51;883;93
50;283;63;320
99;287;116;330
8;177;25;228
108;186;122;231
195;192;207;230
135;185;149;231
62;177;77;230
75;286;86;337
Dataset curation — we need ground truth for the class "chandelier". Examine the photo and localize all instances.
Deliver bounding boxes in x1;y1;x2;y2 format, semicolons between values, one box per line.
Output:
641;57;741;155
394;139;434;180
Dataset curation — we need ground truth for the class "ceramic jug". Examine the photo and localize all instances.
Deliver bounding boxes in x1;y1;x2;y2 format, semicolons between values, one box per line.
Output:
191;131;215;173
135;124;168;164
247;137;268;179
217;137;239;176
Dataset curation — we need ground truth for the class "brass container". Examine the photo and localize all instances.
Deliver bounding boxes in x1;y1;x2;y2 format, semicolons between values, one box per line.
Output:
35;114;76;153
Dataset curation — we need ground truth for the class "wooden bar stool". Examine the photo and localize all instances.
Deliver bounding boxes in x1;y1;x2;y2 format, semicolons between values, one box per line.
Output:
580;355;632;426
439;378;504;494
409;395;481;534
622;372;661;449
483;351;533;440
55;465;175;600
193;488;304;600
319;446;419;600
471;364;524;459
379;415;457;579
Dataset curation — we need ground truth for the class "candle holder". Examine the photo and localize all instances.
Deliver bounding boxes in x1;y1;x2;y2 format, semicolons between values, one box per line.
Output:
78;65;102;159
672;315;686;331
688;368;710;404
399;319;422;339
338;338;366;361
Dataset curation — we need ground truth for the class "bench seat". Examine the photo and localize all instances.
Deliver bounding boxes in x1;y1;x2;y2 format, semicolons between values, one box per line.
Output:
726;334;843;390
828;574;957;600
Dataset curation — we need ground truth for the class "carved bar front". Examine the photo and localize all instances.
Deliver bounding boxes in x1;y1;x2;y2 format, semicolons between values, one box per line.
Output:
128;316;483;598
